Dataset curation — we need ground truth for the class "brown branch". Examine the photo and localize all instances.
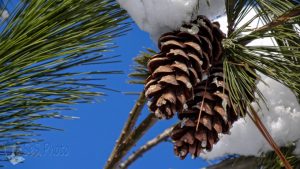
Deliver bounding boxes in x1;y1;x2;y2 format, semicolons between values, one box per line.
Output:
239;5;300;45
248;106;292;169
104;113;158;169
104;92;147;169
119;125;174;169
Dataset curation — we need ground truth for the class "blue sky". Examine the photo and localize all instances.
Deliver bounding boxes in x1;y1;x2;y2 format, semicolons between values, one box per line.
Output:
2;2;213;169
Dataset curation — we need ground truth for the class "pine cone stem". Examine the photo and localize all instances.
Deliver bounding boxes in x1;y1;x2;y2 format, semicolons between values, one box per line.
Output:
196;79;209;131
249;106;293;169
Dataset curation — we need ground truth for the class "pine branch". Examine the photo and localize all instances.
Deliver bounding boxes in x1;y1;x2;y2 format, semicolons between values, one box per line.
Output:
207;156;258;169
259;144;300;168
207;145;300;169
224;2;300;167
119;125;174;169
238;5;300;45
0;0;129;165
105;92;146;169
104;114;157;169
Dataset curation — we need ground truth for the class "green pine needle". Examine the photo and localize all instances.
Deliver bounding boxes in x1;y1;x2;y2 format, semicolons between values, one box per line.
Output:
259;144;300;169
0;0;129;164
224;0;300;116
129;49;157;85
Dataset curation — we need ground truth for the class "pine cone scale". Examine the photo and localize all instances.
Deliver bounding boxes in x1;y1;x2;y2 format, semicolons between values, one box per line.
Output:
158;75;179;86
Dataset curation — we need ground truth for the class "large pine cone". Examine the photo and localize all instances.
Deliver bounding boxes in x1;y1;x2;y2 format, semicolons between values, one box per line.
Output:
171;65;240;159
145;15;225;119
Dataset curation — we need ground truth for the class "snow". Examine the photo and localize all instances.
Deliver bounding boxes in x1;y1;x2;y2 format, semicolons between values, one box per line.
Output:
118;0;300;159
117;0;225;40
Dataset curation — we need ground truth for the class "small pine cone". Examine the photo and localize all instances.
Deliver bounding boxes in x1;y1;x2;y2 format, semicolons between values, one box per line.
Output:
145;16;225;119
171;65;240;159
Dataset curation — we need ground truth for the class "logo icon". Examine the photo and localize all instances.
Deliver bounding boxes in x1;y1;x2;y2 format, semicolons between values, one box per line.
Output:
3;145;25;165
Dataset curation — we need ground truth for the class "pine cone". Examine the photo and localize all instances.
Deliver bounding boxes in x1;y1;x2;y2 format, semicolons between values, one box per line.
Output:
145;15;225;119
171;65;240;159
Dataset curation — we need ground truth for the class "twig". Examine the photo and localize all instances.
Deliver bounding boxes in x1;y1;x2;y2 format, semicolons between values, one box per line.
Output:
119;125;174;169
196;79;208;131
121;92;147;141
104;113;158;169
104;92;147;169
239;5;300;45
248;106;292;169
